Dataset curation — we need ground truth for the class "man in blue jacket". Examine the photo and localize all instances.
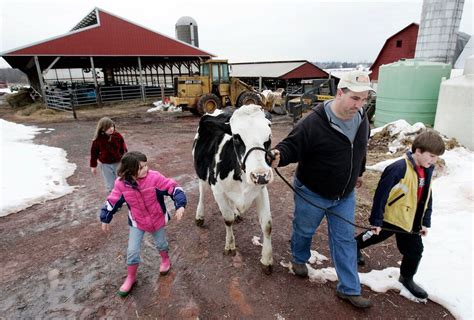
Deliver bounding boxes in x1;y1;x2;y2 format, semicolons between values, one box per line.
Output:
270;70;374;308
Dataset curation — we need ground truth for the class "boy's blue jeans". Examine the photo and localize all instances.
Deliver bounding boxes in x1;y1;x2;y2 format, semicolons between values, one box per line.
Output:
291;177;361;295
127;225;169;265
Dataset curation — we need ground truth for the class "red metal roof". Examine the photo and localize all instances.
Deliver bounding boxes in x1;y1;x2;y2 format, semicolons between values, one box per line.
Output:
280;62;329;79
370;23;419;80
3;8;213;58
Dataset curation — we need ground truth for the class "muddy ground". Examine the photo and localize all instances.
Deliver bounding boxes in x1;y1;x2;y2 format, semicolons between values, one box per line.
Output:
0;100;453;319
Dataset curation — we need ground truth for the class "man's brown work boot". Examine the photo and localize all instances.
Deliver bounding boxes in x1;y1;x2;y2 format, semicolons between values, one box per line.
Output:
291;262;308;278
336;291;372;308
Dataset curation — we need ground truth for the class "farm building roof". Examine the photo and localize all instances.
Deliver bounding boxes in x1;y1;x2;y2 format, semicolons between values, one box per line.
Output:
230;60;328;79
1;7;213;61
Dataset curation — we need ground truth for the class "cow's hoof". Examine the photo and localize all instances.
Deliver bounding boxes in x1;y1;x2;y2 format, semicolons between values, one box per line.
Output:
195;219;204;227
224;249;237;256
261;264;273;275
235;215;243;224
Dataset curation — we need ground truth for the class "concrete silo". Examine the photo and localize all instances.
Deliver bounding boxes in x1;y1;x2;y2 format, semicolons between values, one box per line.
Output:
415;0;465;64
175;16;199;47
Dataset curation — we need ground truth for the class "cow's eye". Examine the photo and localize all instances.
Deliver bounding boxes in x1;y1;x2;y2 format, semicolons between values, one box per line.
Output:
232;135;240;145
232;135;246;156
264;138;271;150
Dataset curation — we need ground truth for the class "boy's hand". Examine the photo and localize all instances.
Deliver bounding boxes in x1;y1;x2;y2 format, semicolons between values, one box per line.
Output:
420;226;428;237
91;167;97;175
175;207;185;221
101;223;110;232
372;226;382;235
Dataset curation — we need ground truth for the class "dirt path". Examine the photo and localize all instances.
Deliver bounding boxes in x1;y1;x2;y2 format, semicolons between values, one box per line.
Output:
0;102;453;319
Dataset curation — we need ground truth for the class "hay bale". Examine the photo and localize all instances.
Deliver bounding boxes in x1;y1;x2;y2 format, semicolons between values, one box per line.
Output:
5;89;34;108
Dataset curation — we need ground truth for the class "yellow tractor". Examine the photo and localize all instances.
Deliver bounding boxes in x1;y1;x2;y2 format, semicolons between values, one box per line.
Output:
170;59;264;115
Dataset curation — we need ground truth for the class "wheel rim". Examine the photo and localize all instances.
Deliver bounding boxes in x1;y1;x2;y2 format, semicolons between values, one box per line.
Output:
243;98;257;105
204;100;217;113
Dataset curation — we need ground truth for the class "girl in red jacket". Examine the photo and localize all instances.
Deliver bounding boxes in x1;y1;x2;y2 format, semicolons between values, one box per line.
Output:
90;117;127;192
100;151;187;297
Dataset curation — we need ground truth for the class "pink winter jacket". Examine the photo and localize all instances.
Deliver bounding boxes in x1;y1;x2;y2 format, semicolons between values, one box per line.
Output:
99;170;187;233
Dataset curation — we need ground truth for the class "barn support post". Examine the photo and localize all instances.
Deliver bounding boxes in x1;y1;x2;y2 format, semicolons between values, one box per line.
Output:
259;77;263;92
90;57;102;105
143;65;148;86
138;57;145;101
160;84;165;103
34;56;47;106
43;57;60;75
69;88;78;120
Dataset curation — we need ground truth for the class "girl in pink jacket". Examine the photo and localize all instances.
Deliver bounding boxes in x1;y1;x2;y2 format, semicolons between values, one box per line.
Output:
99;151;187;297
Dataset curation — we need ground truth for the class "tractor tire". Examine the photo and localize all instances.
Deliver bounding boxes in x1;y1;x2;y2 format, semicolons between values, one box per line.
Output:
197;93;221;115
236;91;262;108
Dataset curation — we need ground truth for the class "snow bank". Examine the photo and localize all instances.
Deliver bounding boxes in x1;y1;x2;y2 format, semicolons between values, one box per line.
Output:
0;119;76;217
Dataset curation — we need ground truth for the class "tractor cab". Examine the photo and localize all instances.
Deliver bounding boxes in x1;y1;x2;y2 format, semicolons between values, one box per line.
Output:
200;60;231;98
200;60;230;84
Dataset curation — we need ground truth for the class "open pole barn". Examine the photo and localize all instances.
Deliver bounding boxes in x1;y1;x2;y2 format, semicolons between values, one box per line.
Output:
0;7;214;113
229;60;330;92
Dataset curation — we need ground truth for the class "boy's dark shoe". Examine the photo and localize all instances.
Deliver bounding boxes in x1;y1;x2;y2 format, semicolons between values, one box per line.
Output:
399;275;428;299
357;248;365;266
336;291;372;308
291;262;308;278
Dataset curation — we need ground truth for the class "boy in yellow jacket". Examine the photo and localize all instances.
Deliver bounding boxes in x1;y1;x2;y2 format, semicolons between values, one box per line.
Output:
356;130;445;299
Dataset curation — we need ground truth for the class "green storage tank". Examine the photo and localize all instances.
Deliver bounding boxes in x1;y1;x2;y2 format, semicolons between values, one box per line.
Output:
374;59;451;128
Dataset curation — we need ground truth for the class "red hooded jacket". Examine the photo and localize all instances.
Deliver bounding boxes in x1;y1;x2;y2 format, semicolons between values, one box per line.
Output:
90;132;127;167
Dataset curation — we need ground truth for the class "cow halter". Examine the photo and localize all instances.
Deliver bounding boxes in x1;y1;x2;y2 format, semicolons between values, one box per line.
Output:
233;144;273;172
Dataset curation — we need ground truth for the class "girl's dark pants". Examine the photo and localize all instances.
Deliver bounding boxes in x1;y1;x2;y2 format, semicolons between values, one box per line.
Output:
355;222;423;278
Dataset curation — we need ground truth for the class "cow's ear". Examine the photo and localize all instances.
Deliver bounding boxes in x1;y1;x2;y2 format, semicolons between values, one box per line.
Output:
222;122;232;135
200;116;232;135
209;120;231;135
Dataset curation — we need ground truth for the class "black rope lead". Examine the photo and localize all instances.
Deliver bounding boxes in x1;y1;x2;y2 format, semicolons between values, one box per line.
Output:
239;146;418;235
273;167;419;236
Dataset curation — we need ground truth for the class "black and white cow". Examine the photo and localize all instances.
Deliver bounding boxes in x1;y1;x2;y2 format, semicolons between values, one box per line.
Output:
192;104;274;274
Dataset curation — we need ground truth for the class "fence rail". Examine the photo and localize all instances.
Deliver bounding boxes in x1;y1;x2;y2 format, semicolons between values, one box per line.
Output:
43;85;174;115
44;89;73;111
72;87;98;106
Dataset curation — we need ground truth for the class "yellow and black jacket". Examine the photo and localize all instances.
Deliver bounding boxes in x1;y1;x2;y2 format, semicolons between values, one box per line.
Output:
369;151;434;232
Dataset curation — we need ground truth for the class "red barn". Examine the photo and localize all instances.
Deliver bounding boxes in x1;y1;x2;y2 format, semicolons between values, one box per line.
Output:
370;23;419;81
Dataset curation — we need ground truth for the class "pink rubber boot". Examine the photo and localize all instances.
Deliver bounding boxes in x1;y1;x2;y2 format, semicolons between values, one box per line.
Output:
160;251;171;275
117;264;138;297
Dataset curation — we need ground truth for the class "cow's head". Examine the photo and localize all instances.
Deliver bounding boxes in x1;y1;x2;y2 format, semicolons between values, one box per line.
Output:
230;104;273;185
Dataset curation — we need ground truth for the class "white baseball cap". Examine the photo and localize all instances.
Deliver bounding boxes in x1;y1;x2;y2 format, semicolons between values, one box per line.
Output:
337;70;375;93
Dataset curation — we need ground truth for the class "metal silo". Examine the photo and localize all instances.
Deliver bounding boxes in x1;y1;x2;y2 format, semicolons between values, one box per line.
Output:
175;16;199;47
415;0;465;64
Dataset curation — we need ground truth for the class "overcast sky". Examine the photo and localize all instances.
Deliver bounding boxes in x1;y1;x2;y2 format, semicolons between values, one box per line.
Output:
0;0;472;68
